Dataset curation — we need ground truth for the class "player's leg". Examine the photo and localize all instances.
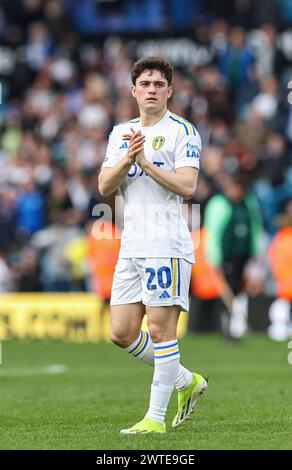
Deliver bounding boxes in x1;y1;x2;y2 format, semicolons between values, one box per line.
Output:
137;257;202;391
109;256;154;361
110;257;191;373
110;302;145;348
143;258;208;430
113;306;197;378
144;304;181;427
120;304;180;434
120;328;197;390
111;301;158;364
144;305;207;430
119;257;207;433
110;256;155;362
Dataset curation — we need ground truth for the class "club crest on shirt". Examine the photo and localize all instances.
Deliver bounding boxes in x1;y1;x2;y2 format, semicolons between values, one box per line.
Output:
152;136;165;150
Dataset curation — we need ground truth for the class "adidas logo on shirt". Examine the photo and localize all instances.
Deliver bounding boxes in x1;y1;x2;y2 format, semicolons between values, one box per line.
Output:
119;142;129;149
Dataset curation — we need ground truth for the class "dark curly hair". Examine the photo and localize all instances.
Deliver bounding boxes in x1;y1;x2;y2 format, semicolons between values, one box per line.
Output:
131;57;173;86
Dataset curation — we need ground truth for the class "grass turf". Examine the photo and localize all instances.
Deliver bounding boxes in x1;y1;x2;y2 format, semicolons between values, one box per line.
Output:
0;334;292;450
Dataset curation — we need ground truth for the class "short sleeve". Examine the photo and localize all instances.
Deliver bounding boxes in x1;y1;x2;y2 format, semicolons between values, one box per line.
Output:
102;126;122;168
175;127;201;171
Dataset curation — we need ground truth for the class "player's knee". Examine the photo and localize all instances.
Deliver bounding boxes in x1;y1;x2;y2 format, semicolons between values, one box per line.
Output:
148;322;176;343
110;331;126;348
110;328;136;348
148;323;165;343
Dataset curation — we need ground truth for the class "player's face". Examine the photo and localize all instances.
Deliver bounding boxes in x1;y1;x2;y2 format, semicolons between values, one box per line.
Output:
132;70;173;114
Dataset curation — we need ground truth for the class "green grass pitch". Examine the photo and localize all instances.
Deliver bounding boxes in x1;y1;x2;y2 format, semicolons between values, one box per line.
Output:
0;334;292;450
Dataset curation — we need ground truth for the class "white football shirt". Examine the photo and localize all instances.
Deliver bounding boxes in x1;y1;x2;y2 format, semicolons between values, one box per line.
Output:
102;110;201;263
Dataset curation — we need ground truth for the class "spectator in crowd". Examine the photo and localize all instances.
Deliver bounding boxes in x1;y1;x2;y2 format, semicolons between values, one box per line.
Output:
269;199;292;301
217;27;255;99
13;246;43;292
15;177;46;238
0;187;17;252
31;209;85;291
253;133;292;235
204;170;263;338
250;75;279;121
268;199;292;340
87;219;121;336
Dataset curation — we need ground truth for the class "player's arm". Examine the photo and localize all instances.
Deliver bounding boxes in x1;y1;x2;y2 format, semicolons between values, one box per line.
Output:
98;130;145;197
141;161;198;200
98;157;132;197
123;127;201;200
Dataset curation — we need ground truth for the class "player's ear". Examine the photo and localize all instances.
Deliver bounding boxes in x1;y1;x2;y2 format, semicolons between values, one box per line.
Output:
131;85;136;98
167;85;173;99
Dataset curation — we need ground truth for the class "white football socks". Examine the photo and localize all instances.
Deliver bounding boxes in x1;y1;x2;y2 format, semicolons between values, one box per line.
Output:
146;339;180;424
125;330;193;390
124;330;153;365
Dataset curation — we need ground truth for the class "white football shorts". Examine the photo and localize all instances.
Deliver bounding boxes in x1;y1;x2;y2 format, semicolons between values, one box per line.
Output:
110;257;192;312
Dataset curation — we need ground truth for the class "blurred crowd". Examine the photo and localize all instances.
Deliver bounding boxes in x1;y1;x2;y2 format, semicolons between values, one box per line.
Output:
0;0;292;299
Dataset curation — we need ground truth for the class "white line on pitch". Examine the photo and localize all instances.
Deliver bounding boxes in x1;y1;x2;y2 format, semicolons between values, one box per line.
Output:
0;364;67;377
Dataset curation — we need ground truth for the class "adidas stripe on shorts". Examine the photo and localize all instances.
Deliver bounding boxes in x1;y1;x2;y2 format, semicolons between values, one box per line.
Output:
110;257;192;312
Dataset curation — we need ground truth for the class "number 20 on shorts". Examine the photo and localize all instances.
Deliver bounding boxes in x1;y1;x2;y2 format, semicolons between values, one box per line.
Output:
145;266;172;290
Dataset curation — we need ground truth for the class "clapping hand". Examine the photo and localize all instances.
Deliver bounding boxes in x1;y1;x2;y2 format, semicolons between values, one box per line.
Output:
123;128;146;168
